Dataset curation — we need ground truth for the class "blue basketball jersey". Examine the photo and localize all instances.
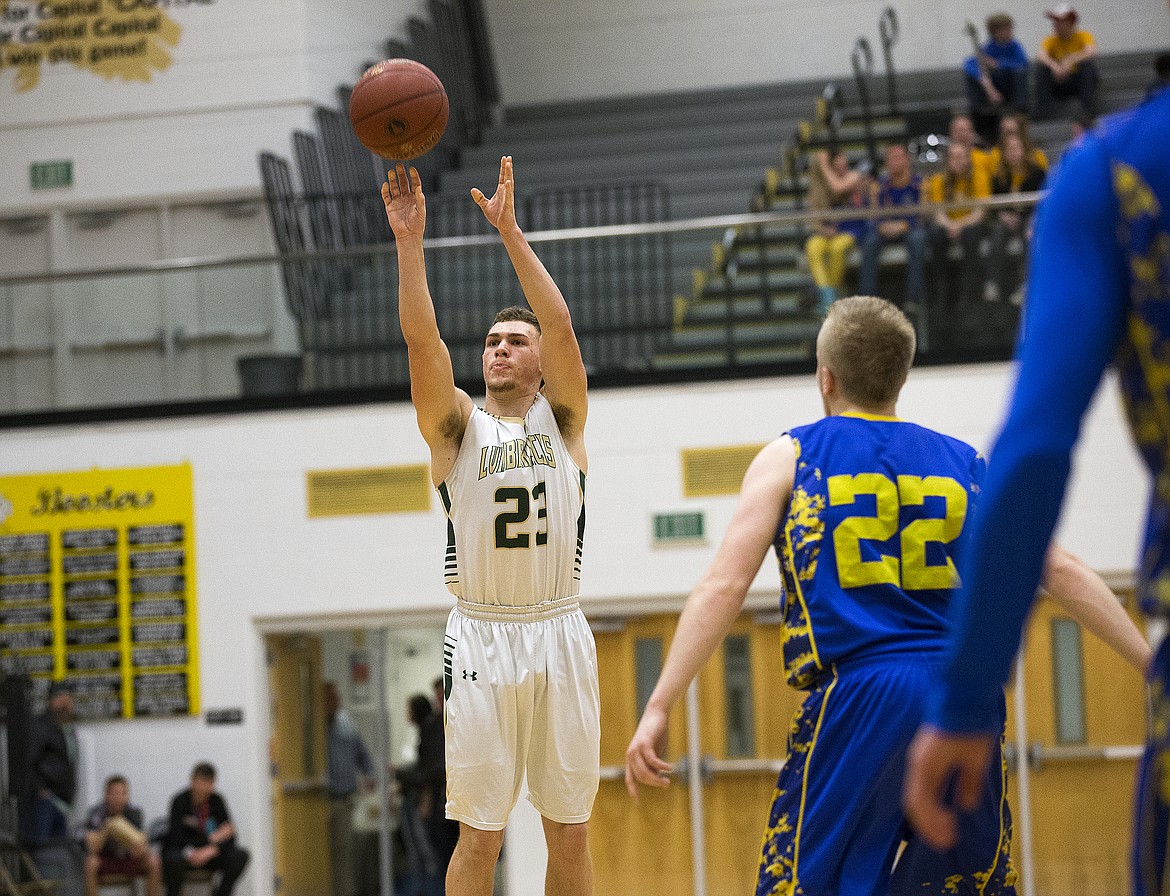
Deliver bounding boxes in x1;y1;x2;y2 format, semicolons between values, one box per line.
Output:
775;413;985;689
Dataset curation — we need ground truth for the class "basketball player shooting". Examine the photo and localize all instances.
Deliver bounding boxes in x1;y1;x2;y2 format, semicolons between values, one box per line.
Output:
381;156;599;896
623;297;1150;896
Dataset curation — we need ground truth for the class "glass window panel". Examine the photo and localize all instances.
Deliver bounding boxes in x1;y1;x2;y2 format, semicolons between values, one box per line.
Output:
723;634;756;758
634;637;663;718
1051;617;1087;744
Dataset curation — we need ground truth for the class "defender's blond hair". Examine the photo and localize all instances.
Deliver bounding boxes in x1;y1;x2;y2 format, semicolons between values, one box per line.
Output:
818;296;916;409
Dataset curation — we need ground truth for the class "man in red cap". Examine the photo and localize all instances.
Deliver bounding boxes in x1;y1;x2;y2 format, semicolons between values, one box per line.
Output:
1036;3;1100;118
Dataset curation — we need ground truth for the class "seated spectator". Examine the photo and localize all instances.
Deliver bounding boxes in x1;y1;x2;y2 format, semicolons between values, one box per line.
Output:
162;763;249;896
947;113;994;180
83;775;161;896
986;113;1049;172
858;143;926;310
927;141;991;309
1035;3;1099;118
803;149;870;314
963;13;1030;118
985;133;1047;302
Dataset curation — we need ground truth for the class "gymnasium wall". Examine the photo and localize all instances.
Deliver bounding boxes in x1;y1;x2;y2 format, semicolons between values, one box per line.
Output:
486;0;1170;105
0;0;413;211
0;362;1145;896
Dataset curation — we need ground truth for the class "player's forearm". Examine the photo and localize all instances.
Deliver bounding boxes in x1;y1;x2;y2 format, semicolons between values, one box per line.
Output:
499;226;574;335
395;237;443;348
930;450;1070;732
645;574;749;716
1042;546;1150;673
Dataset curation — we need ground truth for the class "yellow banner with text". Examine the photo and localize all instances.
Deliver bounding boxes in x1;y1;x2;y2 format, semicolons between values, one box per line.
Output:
0;0;216;92
0;463;198;719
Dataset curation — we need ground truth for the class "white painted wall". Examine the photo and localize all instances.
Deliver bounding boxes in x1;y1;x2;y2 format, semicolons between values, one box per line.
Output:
485;0;1170;105
0;0;407;212
0;361;1147;896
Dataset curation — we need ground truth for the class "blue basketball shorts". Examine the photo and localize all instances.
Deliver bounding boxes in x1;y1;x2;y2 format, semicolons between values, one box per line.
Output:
756;657;1017;896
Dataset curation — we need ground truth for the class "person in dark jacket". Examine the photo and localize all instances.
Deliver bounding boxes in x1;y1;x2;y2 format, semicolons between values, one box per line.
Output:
27;680;78;845
396;694;456;896
161;763;249;896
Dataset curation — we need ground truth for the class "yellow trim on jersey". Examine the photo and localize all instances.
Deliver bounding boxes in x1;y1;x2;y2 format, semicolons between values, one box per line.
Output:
485;412;526;424
783;511;823;672
839;411;902;422
979;747;1014;896
792;668;838;890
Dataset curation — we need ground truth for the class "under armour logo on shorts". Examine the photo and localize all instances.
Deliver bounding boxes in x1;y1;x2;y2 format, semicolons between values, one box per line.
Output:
462;670;478;681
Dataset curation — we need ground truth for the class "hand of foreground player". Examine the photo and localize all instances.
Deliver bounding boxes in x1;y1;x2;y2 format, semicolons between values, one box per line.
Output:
382;164;426;240
625;705;673;798
471;155;519;235
902;725;996;850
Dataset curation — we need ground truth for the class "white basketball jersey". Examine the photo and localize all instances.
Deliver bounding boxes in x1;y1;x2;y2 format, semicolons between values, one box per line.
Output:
437;394;585;607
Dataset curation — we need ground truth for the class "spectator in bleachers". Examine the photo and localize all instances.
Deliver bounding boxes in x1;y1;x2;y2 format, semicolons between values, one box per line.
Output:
83;775;162;896
162;763;249;896
963;13;1030;118
947;114;993;180
927;141;991;309
1035;3;1100;119
986;113;1049;173
858;144;926;311
804;149;870;314
985;133;1047;303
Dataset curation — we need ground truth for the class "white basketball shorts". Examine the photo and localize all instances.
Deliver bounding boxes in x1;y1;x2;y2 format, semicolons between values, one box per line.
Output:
443;596;601;830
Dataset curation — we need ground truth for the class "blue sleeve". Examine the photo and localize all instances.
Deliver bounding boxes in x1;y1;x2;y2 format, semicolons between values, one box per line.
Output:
1003;40;1028;69
963;56;982;80
925;135;1130;733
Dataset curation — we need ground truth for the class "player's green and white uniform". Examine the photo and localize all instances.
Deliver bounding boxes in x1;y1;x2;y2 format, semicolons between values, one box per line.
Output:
437;393;599;830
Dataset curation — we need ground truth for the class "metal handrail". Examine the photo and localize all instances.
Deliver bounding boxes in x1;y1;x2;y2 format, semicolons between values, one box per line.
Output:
850;35;880;171
879;7;900;114
0;193;1046;288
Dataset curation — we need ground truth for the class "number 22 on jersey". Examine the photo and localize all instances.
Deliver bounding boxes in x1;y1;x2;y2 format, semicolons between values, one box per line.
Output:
827;473;968;590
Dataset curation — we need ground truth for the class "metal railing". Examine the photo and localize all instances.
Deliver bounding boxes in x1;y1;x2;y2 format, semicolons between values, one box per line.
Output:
0;192;1041;420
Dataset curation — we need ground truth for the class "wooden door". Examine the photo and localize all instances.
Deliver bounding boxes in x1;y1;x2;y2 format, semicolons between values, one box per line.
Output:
268;633;332;896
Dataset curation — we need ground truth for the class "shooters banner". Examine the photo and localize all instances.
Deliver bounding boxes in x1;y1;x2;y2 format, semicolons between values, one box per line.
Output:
0;463;198;719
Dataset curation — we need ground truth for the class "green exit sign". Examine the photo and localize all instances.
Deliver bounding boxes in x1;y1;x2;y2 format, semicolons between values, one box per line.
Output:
30;160;72;190
653;511;705;544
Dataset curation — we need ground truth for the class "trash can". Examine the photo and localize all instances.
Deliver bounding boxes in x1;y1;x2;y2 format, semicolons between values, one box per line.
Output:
236;354;303;397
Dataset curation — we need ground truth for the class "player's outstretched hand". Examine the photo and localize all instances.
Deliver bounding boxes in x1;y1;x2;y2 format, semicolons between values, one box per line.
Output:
902;725;995;850
471;155;518;234
625;705;673;798
382;164;426;239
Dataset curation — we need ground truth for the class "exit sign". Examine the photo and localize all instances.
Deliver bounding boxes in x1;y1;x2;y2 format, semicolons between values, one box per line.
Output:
30;160;72;190
653;511;705;544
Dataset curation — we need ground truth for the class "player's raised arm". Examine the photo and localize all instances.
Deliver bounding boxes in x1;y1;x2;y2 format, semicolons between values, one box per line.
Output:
383;164;473;482
625;437;795;797
472;157;588;454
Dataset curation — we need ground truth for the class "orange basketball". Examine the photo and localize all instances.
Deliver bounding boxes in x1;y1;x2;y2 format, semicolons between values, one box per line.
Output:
349;59;449;160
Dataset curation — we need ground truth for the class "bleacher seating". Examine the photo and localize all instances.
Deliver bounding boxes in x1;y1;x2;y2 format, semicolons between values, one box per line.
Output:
259;32;1160;383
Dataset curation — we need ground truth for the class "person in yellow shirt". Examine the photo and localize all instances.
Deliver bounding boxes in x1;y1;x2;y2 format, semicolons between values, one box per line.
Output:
927;141;991;312
947;114;993;180
1036;3;1099;118
986;113;1049;173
